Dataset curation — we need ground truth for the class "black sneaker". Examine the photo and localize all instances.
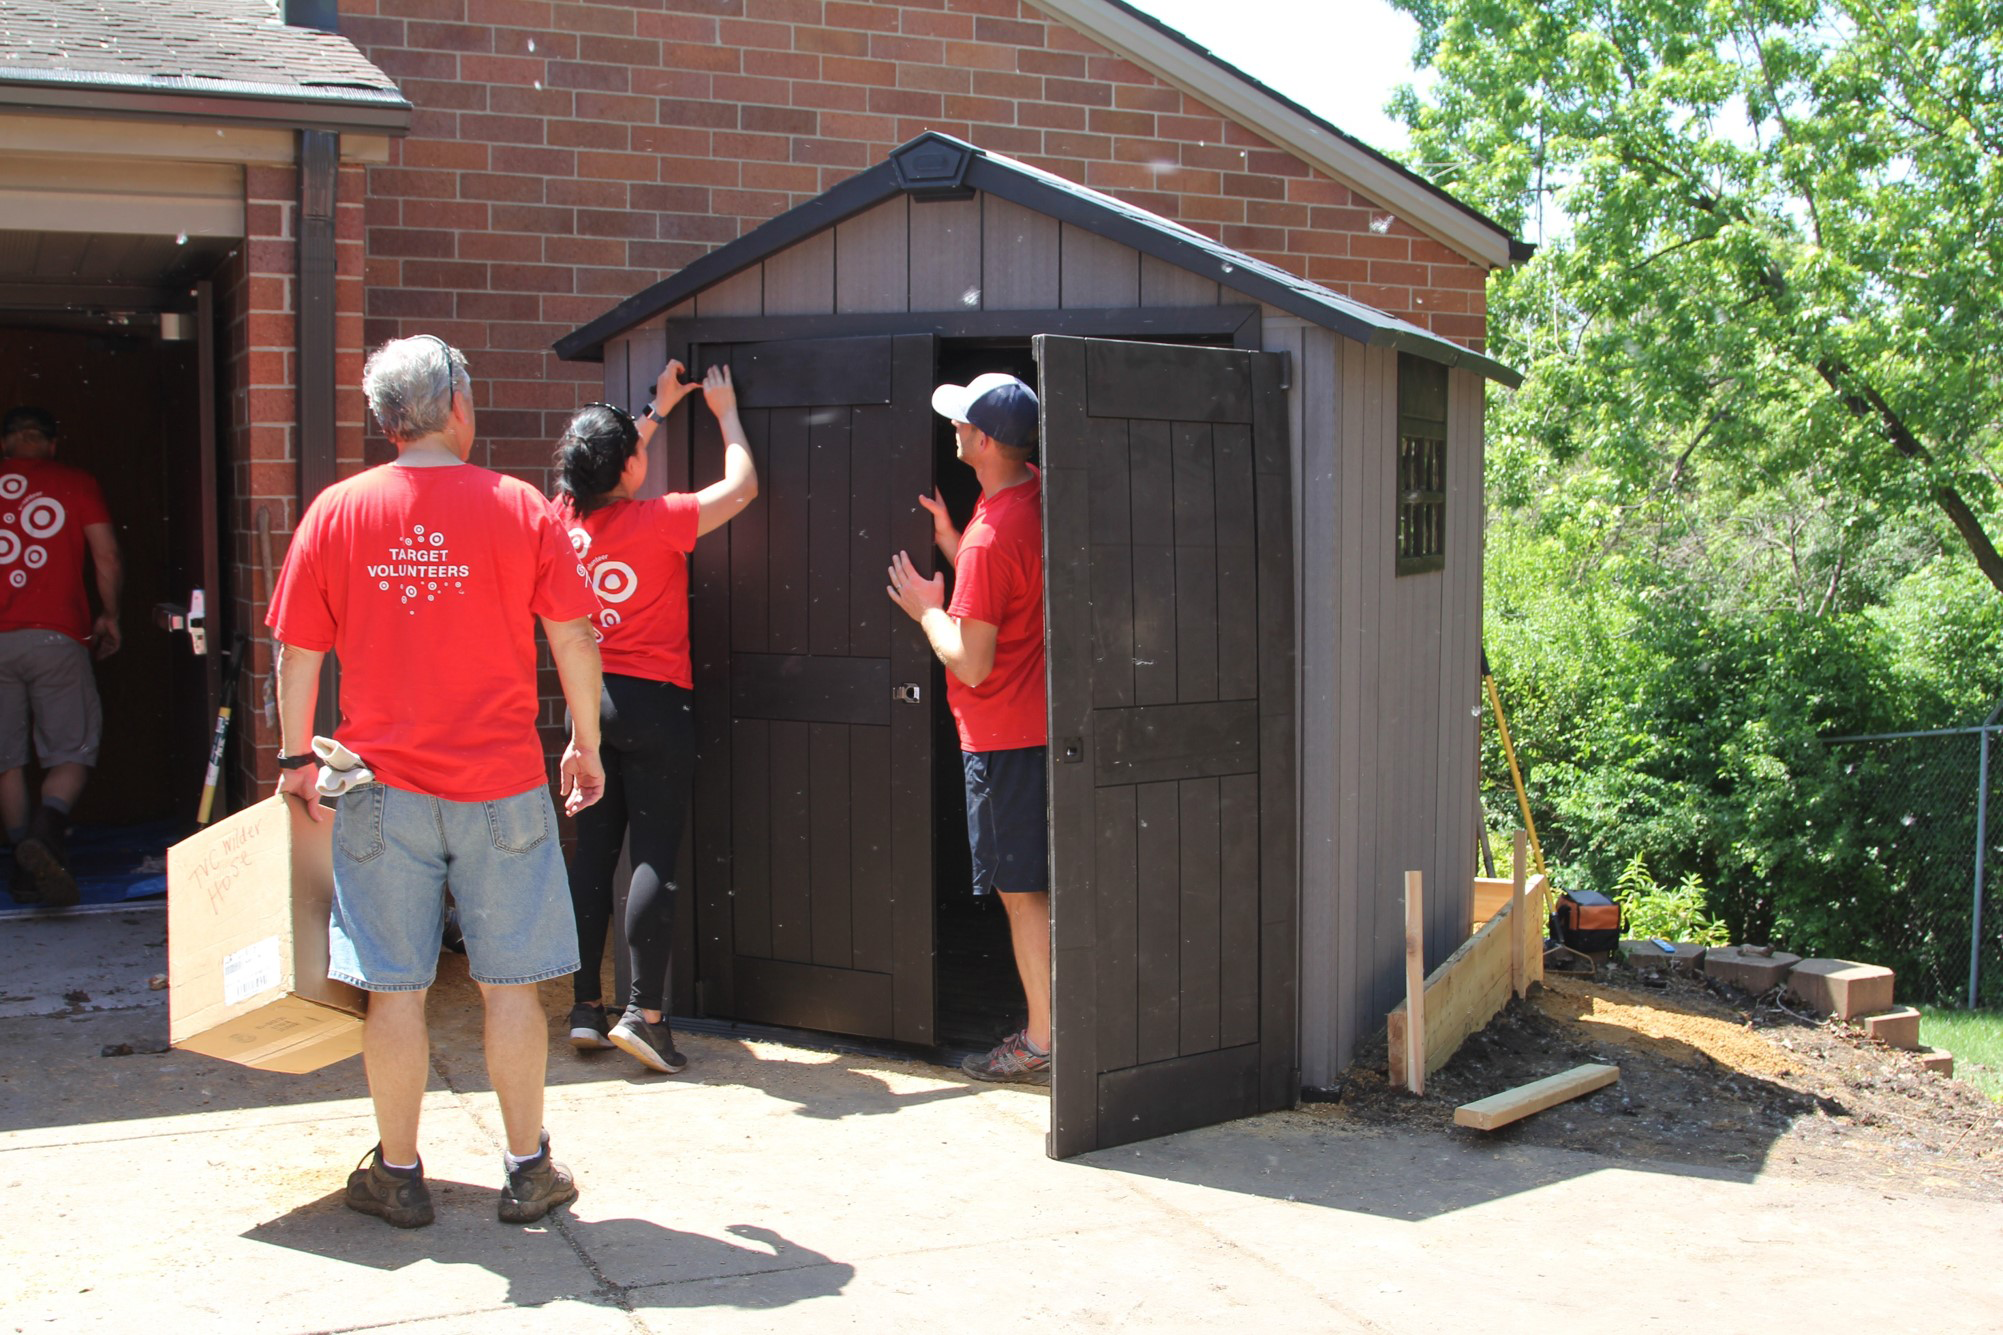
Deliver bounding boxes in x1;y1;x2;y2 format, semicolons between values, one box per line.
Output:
962;1030;1051;1085
13;827;75;909
607;1006;687;1074
567;1002;614;1052
499;1131;578;1225
345;1144;434;1229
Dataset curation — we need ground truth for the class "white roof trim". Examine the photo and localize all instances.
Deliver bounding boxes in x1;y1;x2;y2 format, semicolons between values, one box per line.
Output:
1023;0;1514;270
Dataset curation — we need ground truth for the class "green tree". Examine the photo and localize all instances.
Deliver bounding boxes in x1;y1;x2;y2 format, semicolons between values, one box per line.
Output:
1396;0;2003;595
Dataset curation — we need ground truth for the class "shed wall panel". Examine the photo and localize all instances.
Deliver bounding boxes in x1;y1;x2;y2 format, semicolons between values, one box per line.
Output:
1282;319;1344;1086
697;266;763;317
1060;223;1142;308
909;196;983;312
981;195;1061;309
1332;335;1367;1070
836;198;910;315
1141;254;1220;307
763;230;837;316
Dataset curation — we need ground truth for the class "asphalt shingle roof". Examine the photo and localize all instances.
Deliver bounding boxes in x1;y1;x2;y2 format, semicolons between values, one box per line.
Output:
0;0;401;102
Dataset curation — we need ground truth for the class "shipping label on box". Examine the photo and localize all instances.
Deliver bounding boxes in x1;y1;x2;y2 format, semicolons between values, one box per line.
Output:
168;794;365;1073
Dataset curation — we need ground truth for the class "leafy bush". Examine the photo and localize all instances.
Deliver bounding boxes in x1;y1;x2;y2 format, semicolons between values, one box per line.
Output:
1611;855;1731;946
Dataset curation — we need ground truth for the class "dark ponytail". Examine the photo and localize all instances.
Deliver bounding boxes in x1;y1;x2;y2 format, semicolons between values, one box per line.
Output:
553;403;639;516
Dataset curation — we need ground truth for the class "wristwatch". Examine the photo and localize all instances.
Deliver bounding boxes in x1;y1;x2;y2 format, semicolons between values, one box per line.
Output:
276;753;316;770
641;403;660;421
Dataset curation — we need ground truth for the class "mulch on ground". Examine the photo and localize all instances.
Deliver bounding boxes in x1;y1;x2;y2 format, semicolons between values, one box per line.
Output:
1319;967;2003;1198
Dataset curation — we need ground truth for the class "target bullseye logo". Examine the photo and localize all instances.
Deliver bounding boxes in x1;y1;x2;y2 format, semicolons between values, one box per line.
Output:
22;546;45;569
19;496;64;540
592;560;638;604
0;531;19;565
0;475;26;501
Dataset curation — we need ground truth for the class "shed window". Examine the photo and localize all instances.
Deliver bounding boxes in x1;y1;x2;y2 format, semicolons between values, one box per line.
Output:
1396;354;1448;575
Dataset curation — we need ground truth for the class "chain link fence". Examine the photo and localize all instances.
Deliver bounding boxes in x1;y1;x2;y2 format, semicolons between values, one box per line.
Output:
1826;713;2003;1010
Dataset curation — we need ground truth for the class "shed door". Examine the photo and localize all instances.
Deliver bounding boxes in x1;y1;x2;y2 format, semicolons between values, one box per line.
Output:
688;333;937;1044
1038;334;1298;1158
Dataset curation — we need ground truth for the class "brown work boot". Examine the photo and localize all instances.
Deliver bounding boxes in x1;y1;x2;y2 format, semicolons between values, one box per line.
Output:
14;812;75;908
498;1131;577;1225
344;1144;434;1229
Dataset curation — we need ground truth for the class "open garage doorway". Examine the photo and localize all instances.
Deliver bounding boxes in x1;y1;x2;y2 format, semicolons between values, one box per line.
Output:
0;245;230;911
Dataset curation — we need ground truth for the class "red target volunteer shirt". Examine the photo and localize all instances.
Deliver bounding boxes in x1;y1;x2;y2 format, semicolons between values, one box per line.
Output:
267;462;599;803
946;469;1046;753
0;459;111;644
555;492;701;688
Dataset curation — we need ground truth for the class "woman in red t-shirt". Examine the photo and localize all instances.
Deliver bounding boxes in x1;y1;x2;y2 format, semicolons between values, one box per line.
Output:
554;360;758;1073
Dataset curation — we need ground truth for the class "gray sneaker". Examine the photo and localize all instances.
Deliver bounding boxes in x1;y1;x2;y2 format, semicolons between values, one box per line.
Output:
607;1006;687;1074
962;1030;1051;1085
345;1144;434;1228
499;1131;577;1225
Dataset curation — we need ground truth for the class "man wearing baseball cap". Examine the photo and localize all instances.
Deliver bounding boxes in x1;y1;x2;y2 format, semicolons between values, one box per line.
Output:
887;372;1050;1084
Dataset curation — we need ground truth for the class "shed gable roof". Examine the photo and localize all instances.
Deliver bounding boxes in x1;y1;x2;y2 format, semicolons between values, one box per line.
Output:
554;133;1520;388
0;0;410;132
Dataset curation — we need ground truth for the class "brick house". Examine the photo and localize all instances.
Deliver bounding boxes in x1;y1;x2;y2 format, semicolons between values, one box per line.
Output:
0;0;1519;1102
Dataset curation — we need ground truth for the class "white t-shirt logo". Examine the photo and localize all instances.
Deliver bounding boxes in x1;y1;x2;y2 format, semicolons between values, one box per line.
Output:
366;525;471;613
0;474;64;591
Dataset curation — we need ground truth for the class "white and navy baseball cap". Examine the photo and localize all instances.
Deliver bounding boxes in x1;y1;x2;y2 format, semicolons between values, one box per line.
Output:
931;373;1039;448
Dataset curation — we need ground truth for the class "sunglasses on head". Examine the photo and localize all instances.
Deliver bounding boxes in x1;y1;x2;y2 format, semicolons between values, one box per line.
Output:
581;401;634;427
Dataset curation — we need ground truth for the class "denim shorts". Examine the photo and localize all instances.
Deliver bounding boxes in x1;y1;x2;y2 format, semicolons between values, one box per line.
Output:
962;745;1050;895
328;782;579;992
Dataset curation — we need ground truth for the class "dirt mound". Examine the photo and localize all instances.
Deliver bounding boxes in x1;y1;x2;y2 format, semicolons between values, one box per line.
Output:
1320;970;2003;1197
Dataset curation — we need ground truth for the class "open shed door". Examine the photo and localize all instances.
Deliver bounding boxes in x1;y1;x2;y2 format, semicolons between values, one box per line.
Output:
688;333;937;1044
1038;334;1298;1158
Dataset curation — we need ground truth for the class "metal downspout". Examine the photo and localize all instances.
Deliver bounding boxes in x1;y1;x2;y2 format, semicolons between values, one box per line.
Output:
297;128;339;736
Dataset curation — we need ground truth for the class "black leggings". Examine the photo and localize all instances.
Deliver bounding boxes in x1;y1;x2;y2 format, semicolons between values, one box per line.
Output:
568;674;695;1013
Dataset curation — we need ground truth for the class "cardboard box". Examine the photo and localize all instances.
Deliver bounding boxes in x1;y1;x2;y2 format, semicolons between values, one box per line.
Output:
168;794;365;1073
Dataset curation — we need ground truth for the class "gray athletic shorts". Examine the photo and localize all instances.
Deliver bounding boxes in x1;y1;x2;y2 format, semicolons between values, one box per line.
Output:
0;628;102;771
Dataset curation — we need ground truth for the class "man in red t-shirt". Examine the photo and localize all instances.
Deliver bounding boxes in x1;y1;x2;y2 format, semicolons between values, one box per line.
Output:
0;406;122;908
887;372;1051;1085
268;335;604;1229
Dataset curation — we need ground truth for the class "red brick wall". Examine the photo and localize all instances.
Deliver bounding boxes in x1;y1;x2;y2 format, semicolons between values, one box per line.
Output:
224;162;370;803
338;0;1489;484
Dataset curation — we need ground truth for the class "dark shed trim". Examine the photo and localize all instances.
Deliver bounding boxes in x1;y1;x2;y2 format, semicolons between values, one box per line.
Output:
554;134;1519;388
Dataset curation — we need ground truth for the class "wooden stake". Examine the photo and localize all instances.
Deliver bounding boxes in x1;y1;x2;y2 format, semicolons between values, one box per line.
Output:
1510;831;1527;998
1404;870;1425;1096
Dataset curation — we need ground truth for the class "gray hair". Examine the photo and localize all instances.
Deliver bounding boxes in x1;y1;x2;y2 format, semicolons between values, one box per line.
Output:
363;335;472;442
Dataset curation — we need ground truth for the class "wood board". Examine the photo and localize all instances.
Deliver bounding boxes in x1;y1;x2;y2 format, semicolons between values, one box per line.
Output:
1454;1063;1619;1131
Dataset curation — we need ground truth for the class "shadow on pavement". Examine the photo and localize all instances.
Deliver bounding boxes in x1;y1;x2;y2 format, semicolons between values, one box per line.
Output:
1074;1097;1764;1223
245;1196;855;1311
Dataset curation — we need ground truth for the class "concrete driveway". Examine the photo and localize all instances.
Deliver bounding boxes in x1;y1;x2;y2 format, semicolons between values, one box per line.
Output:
3;909;1998;1332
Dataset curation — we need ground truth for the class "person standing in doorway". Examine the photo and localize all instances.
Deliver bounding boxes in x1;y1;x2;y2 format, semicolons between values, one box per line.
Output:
268;335;606;1229
553;359;758;1073
0;406;121;908
887;373;1050;1084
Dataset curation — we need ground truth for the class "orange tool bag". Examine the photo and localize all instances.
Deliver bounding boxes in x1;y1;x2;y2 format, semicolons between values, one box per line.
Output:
1549;890;1622;953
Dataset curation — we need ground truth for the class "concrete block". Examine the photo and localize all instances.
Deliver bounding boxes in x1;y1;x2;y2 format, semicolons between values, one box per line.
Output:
1858;1006;1922;1050
1622;940;1706;974
1701;946;1801;994
1917;1048;1955;1076
1787;958;1896;1020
